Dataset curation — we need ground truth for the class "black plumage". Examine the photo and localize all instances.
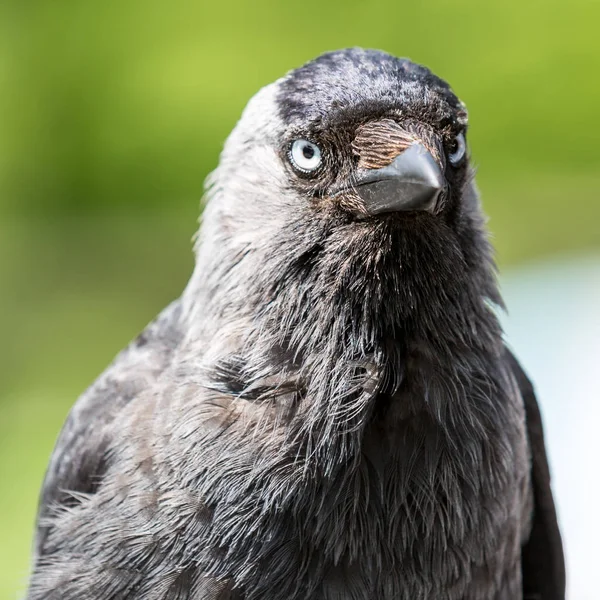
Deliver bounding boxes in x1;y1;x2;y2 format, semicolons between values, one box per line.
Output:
27;48;565;599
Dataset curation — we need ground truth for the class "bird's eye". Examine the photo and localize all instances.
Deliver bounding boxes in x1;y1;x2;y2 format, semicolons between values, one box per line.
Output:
448;133;466;165
289;139;323;173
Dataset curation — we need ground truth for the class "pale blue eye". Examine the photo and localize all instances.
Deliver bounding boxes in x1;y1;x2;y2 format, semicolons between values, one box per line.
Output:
290;139;322;172
448;133;466;165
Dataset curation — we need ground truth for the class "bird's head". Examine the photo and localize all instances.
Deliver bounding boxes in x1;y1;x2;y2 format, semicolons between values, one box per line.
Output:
203;47;472;229
186;48;501;356
277;48;470;220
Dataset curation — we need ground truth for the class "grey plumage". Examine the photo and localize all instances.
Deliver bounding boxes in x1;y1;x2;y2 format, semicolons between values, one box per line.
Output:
27;48;564;599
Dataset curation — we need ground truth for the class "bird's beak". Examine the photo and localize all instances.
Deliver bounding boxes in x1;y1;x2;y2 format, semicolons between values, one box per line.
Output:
354;143;445;215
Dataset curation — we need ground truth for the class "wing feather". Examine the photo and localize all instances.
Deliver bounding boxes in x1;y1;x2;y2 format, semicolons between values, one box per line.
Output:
505;349;566;600
34;299;184;557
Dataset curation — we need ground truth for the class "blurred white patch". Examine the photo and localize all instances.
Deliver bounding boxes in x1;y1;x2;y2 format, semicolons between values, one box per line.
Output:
501;254;600;600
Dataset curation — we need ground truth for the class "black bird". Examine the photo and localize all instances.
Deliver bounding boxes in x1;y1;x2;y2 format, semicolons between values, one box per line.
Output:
27;48;565;600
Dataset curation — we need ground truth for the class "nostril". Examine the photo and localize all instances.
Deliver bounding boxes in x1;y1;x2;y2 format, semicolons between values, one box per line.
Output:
352;119;419;170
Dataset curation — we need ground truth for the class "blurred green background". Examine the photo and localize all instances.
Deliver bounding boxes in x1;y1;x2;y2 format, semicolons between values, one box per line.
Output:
1;0;599;597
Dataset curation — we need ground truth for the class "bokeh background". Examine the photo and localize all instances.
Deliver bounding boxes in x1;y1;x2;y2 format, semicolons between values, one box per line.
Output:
1;1;598;597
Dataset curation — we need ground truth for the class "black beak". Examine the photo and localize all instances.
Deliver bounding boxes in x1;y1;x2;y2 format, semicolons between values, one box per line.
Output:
355;143;445;215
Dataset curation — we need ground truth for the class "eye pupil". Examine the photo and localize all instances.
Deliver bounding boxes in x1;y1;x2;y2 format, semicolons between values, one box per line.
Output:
302;144;315;159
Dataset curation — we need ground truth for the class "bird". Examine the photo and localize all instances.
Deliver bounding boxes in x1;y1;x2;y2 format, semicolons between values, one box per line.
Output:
27;48;565;600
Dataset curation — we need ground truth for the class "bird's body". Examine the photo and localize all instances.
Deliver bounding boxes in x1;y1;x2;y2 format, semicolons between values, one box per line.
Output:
27;49;564;599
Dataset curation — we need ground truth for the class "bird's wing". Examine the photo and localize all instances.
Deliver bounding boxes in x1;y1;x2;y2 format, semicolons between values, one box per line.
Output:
505;349;566;600
34;298;184;558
